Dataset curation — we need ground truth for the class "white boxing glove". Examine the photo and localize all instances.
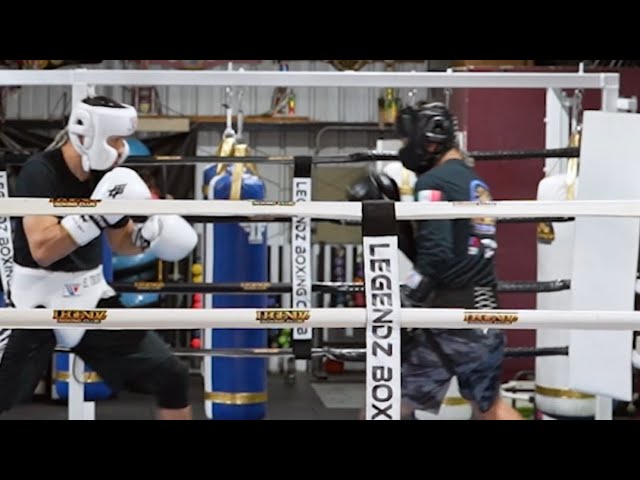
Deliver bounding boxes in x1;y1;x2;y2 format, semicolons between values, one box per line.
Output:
61;167;152;247
132;215;197;261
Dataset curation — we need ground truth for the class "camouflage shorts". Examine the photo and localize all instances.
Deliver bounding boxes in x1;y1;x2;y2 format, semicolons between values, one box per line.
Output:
401;286;505;415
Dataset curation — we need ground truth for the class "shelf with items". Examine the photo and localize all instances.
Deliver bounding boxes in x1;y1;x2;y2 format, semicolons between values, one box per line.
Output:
3;116;396;134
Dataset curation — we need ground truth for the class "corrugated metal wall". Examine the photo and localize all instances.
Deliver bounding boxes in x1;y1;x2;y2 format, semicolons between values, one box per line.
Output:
2;59;434;193
3;60;430;120
2;59;435;219
2;61;436;160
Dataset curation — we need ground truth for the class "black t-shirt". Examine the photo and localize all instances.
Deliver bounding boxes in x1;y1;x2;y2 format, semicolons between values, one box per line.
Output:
13;149;111;272
413;158;498;289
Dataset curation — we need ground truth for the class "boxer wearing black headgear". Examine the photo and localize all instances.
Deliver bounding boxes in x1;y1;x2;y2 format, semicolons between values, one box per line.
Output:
396;102;459;175
392;101;522;421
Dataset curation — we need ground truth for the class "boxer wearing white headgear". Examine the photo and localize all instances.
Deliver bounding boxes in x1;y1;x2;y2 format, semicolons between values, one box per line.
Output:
0;95;197;420
67;96;138;172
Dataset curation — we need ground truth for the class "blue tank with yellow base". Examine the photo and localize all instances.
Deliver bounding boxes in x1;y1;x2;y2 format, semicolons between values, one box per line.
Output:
204;165;268;420
112;250;158;274
113;251;160;308
126;136;151;157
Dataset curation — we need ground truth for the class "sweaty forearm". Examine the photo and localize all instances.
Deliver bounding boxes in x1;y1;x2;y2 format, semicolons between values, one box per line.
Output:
30;222;81;267
106;221;144;256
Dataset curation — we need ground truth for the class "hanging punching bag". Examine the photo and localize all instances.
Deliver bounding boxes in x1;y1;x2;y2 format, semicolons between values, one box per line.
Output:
535;173;595;420
203;141;268;420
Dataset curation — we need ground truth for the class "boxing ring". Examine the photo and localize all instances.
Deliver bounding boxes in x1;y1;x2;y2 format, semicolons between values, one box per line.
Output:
0;198;639;419
0;67;635;420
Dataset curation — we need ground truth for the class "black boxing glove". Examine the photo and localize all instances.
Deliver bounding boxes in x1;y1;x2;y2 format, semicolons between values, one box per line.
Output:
400;270;435;308
346;172;400;202
346;175;383;201
371;172;400;201
346;173;416;262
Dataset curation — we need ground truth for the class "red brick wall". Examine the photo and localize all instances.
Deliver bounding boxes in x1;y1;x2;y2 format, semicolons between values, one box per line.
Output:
452;66;640;380
452;85;545;380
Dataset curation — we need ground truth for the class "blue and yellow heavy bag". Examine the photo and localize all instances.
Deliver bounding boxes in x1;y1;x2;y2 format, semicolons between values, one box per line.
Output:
113;250;160;307
204;150;268;420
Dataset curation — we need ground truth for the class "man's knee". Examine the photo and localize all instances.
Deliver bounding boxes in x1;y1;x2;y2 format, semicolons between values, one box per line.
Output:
0;329;56;413
150;357;190;410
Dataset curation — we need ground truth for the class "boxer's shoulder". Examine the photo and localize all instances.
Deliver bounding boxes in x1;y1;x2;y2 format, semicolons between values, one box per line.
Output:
19;150;60;180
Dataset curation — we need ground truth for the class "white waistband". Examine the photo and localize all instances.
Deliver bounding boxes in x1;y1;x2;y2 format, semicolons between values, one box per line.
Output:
10;264;113;348
12;264;105;284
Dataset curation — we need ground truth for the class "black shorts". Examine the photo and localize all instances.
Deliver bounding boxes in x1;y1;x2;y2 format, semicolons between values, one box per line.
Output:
401;286;505;414
0;296;189;412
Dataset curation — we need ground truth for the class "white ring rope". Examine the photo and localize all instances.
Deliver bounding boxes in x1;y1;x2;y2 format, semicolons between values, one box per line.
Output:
2;307;640;330
0;69;617;89
4;198;640;220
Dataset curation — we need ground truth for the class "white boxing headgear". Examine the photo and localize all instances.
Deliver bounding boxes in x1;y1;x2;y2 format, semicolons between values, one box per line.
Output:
68;96;138;172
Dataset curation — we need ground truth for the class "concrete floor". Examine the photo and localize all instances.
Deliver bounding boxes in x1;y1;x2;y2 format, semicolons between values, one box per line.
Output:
0;372;363;421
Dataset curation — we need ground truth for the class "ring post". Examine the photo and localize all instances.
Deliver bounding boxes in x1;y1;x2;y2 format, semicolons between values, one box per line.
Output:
362;200;402;420
291;156;313;371
0;165;14;361
59;236;115;420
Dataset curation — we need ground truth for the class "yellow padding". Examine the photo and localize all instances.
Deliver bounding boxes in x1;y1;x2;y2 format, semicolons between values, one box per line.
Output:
54;371;103;383
204;391;268;405
535;384;595;399
442;396;470;406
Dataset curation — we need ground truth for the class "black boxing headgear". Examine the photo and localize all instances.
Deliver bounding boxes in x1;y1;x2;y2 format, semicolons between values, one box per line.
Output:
395;102;458;175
